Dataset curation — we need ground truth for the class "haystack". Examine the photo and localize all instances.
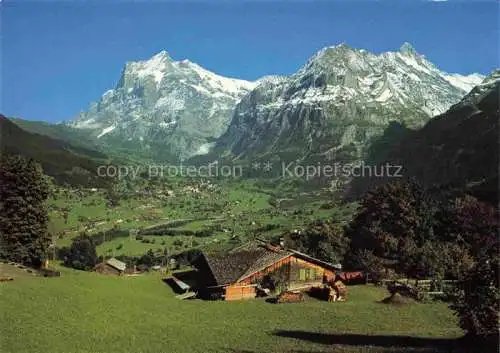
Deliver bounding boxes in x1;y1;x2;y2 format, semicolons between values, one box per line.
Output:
380;292;412;305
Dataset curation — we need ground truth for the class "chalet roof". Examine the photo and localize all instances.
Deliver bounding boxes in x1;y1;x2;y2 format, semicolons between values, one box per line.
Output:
106;258;126;272
288;249;342;271
202;249;267;286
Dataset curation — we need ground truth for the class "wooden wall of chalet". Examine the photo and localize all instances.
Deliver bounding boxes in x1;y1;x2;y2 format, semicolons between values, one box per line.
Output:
225;285;256;301
238;255;292;285
288;257;335;290
238;255;335;290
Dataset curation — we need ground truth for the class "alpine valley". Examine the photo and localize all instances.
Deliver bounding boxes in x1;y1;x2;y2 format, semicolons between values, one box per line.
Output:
11;43;487;166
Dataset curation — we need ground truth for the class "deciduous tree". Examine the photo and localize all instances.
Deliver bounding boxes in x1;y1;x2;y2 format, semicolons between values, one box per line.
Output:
450;256;499;338
63;233;98;271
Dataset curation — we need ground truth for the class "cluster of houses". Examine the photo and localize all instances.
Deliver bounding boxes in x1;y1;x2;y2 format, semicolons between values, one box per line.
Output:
93;258;173;276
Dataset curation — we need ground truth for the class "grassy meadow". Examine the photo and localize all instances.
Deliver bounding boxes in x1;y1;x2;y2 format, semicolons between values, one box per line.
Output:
3;178;471;353
0;265;463;353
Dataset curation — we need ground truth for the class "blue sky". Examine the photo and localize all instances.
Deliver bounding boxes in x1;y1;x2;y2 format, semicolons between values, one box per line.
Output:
2;0;499;123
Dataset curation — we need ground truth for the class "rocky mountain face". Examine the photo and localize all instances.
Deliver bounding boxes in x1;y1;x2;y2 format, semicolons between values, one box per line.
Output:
70;51;256;161
69;44;484;164
214;43;484;163
347;70;499;205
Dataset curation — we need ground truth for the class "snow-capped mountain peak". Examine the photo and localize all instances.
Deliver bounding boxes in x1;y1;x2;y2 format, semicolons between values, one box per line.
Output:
216;43;489;162
126;51;172;88
275;43;477;117
441;72;485;93
70;51;257;161
451;69;499;108
70;45;490;163
399;42;418;56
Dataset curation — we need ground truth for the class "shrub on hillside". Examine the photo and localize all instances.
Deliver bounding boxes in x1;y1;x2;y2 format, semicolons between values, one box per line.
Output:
138;250;156;267
349;249;392;283
344;181;496;281
284;220;349;264
450;256;499;338
63;233;98;271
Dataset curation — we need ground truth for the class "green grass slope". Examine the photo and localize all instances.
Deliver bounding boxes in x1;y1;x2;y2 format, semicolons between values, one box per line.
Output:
0;267;462;353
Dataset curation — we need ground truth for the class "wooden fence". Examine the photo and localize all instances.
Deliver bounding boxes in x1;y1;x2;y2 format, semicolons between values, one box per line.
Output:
380;278;457;297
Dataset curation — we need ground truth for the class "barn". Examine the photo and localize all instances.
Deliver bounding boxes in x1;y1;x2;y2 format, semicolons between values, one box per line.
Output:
93;258;126;276
189;242;342;300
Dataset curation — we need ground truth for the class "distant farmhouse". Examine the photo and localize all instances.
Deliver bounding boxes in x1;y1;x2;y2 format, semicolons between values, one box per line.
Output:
178;242;342;301
93;258;127;276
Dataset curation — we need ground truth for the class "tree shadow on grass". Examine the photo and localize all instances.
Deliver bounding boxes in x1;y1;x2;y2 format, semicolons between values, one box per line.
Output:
272;330;498;353
227;348;446;353
224;333;498;353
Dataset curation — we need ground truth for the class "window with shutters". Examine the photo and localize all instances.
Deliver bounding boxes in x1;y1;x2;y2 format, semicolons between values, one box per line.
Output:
309;268;315;280
299;269;306;281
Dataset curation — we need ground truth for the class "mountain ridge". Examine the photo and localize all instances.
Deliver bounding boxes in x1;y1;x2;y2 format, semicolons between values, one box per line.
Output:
347;69;499;205
32;43;487;164
211;42;485;163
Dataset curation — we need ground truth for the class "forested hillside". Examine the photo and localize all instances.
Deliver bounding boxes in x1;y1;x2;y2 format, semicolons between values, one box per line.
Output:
1;115;110;187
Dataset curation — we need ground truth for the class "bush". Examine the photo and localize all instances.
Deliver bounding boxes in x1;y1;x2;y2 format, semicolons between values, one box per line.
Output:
63;233;98;271
138;250;155;267
450;256;499;337
350;249;391;283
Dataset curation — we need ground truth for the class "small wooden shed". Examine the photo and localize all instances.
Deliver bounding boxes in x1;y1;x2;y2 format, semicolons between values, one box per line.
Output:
225;284;257;301
93;258;126;276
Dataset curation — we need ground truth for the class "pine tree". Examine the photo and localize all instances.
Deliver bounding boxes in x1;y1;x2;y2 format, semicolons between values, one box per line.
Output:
0;155;50;266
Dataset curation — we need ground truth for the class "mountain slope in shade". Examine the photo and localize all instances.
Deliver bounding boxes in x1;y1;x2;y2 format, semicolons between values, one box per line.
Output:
1;115;110;187
348;70;499;205
11;118;101;152
213;43;484;163
69;51;257;162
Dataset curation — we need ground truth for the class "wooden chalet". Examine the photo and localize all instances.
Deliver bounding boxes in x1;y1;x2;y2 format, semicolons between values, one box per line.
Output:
189;243;342;301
